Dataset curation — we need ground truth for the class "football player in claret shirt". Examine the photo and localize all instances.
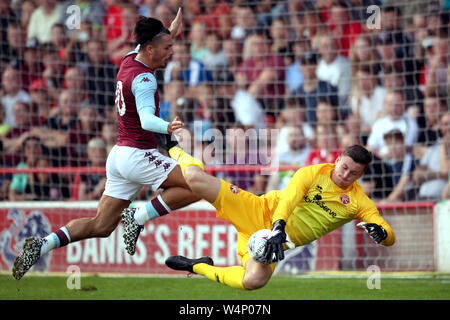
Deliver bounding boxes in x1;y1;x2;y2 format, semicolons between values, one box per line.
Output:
165;144;395;290
12;9;205;280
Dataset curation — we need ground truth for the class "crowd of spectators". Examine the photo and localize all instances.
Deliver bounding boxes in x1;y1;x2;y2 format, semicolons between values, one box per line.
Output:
0;0;449;203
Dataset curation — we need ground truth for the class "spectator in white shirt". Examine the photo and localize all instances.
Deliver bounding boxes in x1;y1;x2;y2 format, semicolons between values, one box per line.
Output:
367;89;419;159
27;0;62;44
275;96;314;155
266;124;312;191
0;66;31;128
316;33;352;113
350;65;387;135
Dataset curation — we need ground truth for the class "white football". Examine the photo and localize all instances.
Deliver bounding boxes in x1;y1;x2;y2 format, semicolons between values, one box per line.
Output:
247;229;273;265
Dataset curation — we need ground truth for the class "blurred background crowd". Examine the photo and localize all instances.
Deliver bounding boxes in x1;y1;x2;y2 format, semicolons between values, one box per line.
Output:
0;0;449;203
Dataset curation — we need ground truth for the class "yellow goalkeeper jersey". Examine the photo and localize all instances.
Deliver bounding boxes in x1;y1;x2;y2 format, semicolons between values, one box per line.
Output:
260;163;395;247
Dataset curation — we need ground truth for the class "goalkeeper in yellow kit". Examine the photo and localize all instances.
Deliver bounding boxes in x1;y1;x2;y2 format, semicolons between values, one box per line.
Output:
165;144;395;290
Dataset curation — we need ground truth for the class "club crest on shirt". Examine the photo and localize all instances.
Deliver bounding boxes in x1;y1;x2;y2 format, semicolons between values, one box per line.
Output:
229;185;240;194
340;194;350;205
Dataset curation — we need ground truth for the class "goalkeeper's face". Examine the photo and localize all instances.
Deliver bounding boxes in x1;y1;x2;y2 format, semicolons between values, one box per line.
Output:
332;155;365;189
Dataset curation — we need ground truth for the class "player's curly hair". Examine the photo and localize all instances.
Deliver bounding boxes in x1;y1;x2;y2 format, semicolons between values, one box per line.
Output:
134;16;170;48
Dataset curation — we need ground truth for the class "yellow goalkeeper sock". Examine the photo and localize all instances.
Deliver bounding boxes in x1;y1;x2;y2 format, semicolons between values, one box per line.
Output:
193;263;246;290
168;146;204;175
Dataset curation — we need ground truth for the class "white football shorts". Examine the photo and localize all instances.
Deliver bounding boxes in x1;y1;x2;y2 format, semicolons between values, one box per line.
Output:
103;145;178;200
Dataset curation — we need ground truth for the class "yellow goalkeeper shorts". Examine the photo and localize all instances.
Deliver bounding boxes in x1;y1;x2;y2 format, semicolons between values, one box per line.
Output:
211;179;276;271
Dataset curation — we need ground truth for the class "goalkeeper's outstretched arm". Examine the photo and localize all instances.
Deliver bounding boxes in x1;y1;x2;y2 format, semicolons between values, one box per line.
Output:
356;206;395;246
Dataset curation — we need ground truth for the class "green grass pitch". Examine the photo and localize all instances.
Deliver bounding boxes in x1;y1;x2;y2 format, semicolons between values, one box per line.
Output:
1;273;450;300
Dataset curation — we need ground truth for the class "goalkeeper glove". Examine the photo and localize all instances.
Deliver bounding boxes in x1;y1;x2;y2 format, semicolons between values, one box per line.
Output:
357;222;387;244
263;219;288;262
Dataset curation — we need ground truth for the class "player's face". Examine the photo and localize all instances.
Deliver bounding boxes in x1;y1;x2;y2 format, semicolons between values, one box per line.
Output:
151;34;174;68
332;155;365;189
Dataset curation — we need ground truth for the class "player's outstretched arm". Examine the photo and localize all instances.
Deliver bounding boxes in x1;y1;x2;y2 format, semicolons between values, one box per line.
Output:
355;196;396;246
357;222;388;244
169;7;182;39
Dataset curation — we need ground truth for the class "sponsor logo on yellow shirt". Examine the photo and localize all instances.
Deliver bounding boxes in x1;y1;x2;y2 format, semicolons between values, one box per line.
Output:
303;194;338;218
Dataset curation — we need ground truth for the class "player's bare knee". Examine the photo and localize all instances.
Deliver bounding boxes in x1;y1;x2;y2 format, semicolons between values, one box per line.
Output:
92;216;116;238
243;275;269;290
184;166;205;191
242;268;271;290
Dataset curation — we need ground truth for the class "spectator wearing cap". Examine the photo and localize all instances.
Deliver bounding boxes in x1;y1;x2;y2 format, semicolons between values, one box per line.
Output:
0;66;31;128
366;89;419;159
294;51;339;124
380;129;418;203
27;0;62;44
